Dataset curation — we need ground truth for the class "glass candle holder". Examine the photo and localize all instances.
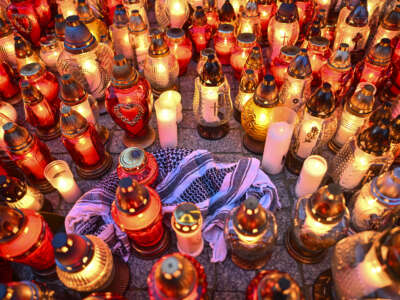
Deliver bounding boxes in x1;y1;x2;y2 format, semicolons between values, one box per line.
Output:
369;5;400;51
230;33;257;79
242;46;266;84
328;83;375;153
144;30;179;97
307;36;331;87
128;10;150;73
60;74;109;144
350;167;400;233
0;62;20;105
155;99;178;148
218;0;237;27
286;184;350;264
336;0;362;34
279;48;312;111
270;45;299;88
158;90;183;123
320;43;353;101
295;0;314;33
106;54;155;148
331;227;400;299
286;83;337;174
155;0;189;29
0;281;56;299
166;28;193;76
117;147;158;186
57;0;78;19
189;6;213;60
39;35;62;73
225;196;278;270
0;175;44;211
246;270;303;300
330;122;392;192
44;160;82;203
171;202;204;257
14;36;44;72
204;0;219;34
111;5;134;63
0;206;55;274
258;0;276;46
214;24;235;65
267;0;299;61
53;233;129;294
196;48;219;76
111;177;170;258
55;14;66;44
236;0;261;40
57;16;114;103
234;69;257;122
77;0;108;43
3;122;55;193
60;106;112;179
241;74;280;154
194;54;232;140
20;81;60;141
0;18;17;69
123;0;149;26
6;0;53;46
147;253;207;300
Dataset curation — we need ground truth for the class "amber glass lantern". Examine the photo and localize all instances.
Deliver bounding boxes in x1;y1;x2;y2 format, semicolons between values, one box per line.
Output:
20;81;60;141
328;83;375;152
14;36;43;72
320;43;353;101
77;0;108;42
230;33;257;79
189;6;213;60
166;28;193;76
0;206;55;277
155;0;189;29
270;45;299;88
330;227;400;299
355;38;393;90
60;106;112;179
111;177;170;258
110;5;134;63
0;62;20;105
53;232;129;294
369;5;400;50
0;175;44;211
285;83;337;174
307;36;331;87
60;74;109;144
329;122;391;192
242;46;266;83
3;122;55;193
246;270;304;300
117;147;158;186
196;48;220;76
267;0;299;61
214;24;235;65
286;184;349;264
218;0;237;27
128;10;150;73
258;0;276;46
144;30;179;97
57;16;114;104
234;69;258;122
147;253;207;300
193;54;232;140
0;281;56;299
279;48;312;111
241;75;280;154
236;0;261;39
0;18;17;69
225;196;277;270
106;55;155;148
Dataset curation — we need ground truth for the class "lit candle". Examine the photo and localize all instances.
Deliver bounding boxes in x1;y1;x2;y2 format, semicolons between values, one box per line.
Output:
158;90;183;123
80;56;103;94
168;0;188;28
155;100;178;148
44;160;82;203
338;149;371;190
296;119;322;159
201;86;220;123
295;155;327;198
262;122;293;174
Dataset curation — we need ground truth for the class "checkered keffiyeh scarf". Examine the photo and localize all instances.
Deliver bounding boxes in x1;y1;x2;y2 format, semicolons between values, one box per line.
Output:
65;148;280;262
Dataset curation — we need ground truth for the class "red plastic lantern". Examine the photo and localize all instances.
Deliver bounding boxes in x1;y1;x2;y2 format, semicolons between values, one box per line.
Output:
189;6;212;59
166;28;193;76
102;0;124;25
307;36;331;87
6;0;53;46
214;24;235;65
258;0;277;46
230;33;257;79
111;177;170;258
204;0;219;34
270;45;300;88
0;206;55;273
0;62;20;105
3;122;55;193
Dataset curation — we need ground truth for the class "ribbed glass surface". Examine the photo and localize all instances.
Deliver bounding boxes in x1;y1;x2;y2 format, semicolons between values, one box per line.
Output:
143;54;179;91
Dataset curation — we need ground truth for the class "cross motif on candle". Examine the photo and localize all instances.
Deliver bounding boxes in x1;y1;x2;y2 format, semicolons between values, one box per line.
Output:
282;32;289;46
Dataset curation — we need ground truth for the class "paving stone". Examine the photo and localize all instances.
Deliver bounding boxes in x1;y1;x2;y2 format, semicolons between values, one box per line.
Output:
300;247;333;285
128;256;158;289
216;256;256;292
124;290;148;300
270;171;292;209
109;130;129;154
275;208;292;245
214;292;246;300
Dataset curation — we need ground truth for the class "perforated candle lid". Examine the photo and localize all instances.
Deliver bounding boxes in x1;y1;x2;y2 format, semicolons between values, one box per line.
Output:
116;178;150;215
119;147;146;171
173;202;202;233
309;184;346;223
233;196;268;236
0;206;24;241
0;175;27;203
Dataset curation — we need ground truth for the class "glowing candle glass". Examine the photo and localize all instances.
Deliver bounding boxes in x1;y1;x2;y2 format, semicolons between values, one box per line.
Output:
44;160;81;203
270;45;299;88
111;5;134;63
234;69;257;122
214;24;235;65
39;36;62;73
0;62;20;105
166;28;192;76
369;5;400;50
0;18;17;69
295;155;327;198
230;33;257;79
307;36;331;87
258;0;277;46
155;99;178;148
242;46;266;84
236;0;261;40
196;48;219;76
155;0;189;28
287;184;349;264
14;36;44;72
158;90;183;123
57;0;78;18
128;10;150;73
189;6;213;59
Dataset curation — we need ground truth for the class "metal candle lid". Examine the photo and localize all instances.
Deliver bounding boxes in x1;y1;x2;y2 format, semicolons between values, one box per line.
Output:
358;121;391;156
233;196;268;236
64;15;97;54
275;0;298;23
148;30;169;57
287;49;312;79
382;5;400;30
0;175;27;203
55;14;65;40
239;69;257;93
367;38;393;67
173;202;202;233
3;122;34;154
219;0;236;23
113;5;129;27
111;54;138;88
309;36;329;51
347;84;375;116
0;206;24;241
254;74;279;107
60;74;88;105
60;105;89;137
245;46;263;70
237;33;256;48
279;45;300;63
346;0;368;27
217;23;234;35
14;36;33;58
119;147;147;172
166;28;185;44
77;0;96;23
372;168;400;206
192;6;207;26
306;82;335;118
200;54;224;86
328;43;351;70
20;81;44;105
116;178;150;215
19;63;45;81
128;10;147;34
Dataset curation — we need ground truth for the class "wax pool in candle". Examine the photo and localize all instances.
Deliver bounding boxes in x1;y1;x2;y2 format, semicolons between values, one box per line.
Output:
156;104;178;148
295;155;327;198
262;122;293;174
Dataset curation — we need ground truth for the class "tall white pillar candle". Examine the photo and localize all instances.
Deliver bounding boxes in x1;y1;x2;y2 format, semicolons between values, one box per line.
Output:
158;90;183;123
295;155;328;198
262;122;293;174
155;100;178;148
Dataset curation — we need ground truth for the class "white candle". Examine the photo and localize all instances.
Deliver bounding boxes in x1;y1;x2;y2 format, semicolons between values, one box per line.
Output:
168;0;187;28
262;122;293;174
295;155;327;198
333;110;366;147
79;54;103;96
201;86;220;123
296;118;322;159
158;90;183;123
112;27;135;61
155;100;178;148
339;148;371;190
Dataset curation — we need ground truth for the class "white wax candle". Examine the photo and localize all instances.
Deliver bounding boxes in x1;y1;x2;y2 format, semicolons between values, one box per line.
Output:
112;27;134;61
339;149;371;190
158;91;183;123
296;118;322;159
168;0;187;28
295;155;327;198
156;106;178;148
201;86;220;123
54;177;82;203
262;122;293;174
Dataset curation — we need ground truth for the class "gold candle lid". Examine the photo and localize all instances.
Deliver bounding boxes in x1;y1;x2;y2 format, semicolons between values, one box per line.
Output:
128;10;147;34
3;122;34;154
0;206;24;241
328;43;351;70
347;84;375;116
119;147;147;172
287;48;312;79
173;202;202;233
116;178;150;215
148;30;170;57
233;196;268;237
60;106;89;137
